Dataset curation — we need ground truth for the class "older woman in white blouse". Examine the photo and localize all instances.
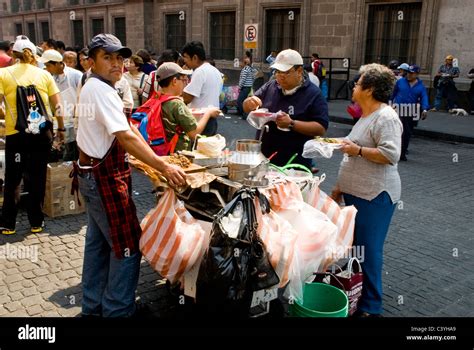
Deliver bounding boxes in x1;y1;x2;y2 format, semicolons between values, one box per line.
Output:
332;63;402;317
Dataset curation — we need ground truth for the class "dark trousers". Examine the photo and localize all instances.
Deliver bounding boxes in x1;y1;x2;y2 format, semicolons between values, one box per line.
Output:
237;87;252;118
434;81;458;110
400;116;415;158
2;133;50;229
343;192;396;315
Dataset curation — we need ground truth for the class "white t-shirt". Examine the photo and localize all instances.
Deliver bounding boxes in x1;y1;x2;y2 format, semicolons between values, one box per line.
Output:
76;77;130;159
308;72;320;87
53;66;83;128
184;62;223;108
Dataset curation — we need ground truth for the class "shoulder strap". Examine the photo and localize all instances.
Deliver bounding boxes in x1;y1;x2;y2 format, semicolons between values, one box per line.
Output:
139;73;146;89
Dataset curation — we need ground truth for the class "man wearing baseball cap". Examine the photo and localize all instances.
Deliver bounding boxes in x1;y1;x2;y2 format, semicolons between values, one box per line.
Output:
392;64;430;161
243;49;329;168
39;49;83;160
155;62;221;152
75;34;186;317
397;63;410;79
432;54;460;111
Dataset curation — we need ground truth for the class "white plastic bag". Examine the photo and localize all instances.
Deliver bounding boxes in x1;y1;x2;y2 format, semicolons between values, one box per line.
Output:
196;134;226;157
303;138;343;159
247;108;276;129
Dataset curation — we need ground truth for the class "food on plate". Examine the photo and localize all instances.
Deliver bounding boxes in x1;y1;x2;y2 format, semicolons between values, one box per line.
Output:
315;136;342;144
167;153;192;168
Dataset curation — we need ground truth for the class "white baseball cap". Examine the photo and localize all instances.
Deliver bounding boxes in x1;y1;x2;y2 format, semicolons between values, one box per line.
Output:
12;35;37;55
270;49;304;72
37;49;63;63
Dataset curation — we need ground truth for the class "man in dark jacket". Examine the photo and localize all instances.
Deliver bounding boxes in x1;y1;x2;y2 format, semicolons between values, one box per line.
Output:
243;49;329;168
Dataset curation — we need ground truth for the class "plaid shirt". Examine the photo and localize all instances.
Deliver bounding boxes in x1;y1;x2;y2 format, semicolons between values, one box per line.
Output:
92;140;142;259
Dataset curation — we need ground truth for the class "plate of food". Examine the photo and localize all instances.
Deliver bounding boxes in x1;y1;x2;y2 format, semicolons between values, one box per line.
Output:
314;136;344;144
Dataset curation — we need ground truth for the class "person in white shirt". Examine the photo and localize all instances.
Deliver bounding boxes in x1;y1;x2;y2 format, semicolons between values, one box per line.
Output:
75;34;186;318
123;54;148;111
38;49;83;160
181;41;222;136
304;64;320;87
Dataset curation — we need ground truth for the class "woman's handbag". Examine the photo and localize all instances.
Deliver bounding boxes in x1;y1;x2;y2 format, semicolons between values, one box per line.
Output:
313;257;363;316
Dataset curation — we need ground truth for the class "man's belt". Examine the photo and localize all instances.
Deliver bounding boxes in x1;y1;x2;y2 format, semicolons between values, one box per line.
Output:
78;149;101;168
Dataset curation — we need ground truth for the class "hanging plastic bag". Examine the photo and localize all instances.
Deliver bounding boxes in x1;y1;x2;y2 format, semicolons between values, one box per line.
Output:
139;189;208;284
304;179;357;271
196;188;279;314
254;199;297;288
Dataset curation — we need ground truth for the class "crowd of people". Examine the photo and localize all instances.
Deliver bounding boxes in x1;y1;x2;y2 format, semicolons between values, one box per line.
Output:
0;32;471;319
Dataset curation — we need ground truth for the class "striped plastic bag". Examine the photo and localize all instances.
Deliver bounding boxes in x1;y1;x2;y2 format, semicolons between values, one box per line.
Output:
139;189;208;284
304;178;357;270
264;181;338;301
254;199;298;288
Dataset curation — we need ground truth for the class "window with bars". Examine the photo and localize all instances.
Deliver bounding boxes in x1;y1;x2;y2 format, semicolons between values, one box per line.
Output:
209;12;235;61
69;0;80;5
40;21;50;41
36;0;46;9
27;22;36;43
91;18;104;37
365;3;422;66
73;20;84;48
15;23;23;36
165;14;186;51
114;17;126;46
11;0;19;12
265;8;300;57
23;0;31;11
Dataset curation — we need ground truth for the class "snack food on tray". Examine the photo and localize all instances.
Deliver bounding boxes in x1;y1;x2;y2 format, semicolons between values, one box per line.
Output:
167;153;191;168
314;136;343;144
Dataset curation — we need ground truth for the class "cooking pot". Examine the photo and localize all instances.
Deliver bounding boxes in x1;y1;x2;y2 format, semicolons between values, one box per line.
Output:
228;139;269;184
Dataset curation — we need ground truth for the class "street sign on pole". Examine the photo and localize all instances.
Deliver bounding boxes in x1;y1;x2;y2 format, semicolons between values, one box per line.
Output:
244;24;258;49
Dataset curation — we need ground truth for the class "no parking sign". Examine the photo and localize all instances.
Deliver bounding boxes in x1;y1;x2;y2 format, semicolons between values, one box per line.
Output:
244;24;258;49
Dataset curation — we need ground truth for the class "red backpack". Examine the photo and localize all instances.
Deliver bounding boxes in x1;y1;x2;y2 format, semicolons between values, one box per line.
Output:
130;92;183;156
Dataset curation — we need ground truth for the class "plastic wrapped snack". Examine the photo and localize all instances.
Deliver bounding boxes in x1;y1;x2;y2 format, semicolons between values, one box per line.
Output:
303;137;344;159
196;134;226;157
247;109;277;129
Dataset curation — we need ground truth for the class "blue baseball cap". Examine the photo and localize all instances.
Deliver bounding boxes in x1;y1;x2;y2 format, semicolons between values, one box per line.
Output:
88;34;132;58
408;64;420;73
397;63;410;71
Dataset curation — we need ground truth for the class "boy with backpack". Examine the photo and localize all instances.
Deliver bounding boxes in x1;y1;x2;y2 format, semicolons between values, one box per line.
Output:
148;62;220;153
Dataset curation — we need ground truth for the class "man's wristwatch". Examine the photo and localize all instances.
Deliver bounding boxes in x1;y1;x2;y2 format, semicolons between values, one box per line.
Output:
288;120;295;130
57;128;66;132
358;146;363;157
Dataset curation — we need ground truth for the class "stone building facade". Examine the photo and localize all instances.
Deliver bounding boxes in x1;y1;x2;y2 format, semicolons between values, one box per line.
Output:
1;0;472;92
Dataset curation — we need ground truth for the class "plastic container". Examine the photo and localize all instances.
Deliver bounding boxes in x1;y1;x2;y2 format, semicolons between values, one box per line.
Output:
289;282;348;317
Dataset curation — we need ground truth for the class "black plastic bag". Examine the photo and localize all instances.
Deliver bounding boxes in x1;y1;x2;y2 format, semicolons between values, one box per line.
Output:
196;188;279;315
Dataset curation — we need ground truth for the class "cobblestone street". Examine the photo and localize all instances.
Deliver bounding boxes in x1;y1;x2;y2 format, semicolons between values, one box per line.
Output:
0;116;473;317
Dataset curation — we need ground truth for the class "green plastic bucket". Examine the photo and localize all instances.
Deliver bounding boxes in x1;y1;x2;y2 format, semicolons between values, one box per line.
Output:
290;283;348;317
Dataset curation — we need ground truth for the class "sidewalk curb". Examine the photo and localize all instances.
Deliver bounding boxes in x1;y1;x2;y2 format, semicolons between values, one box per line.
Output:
329;115;474;144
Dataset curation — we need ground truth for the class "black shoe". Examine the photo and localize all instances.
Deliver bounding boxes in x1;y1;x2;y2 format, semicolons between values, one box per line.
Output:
400;155;407;161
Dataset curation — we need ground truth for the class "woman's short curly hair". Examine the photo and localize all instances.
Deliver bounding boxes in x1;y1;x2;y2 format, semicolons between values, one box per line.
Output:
358;63;396;103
